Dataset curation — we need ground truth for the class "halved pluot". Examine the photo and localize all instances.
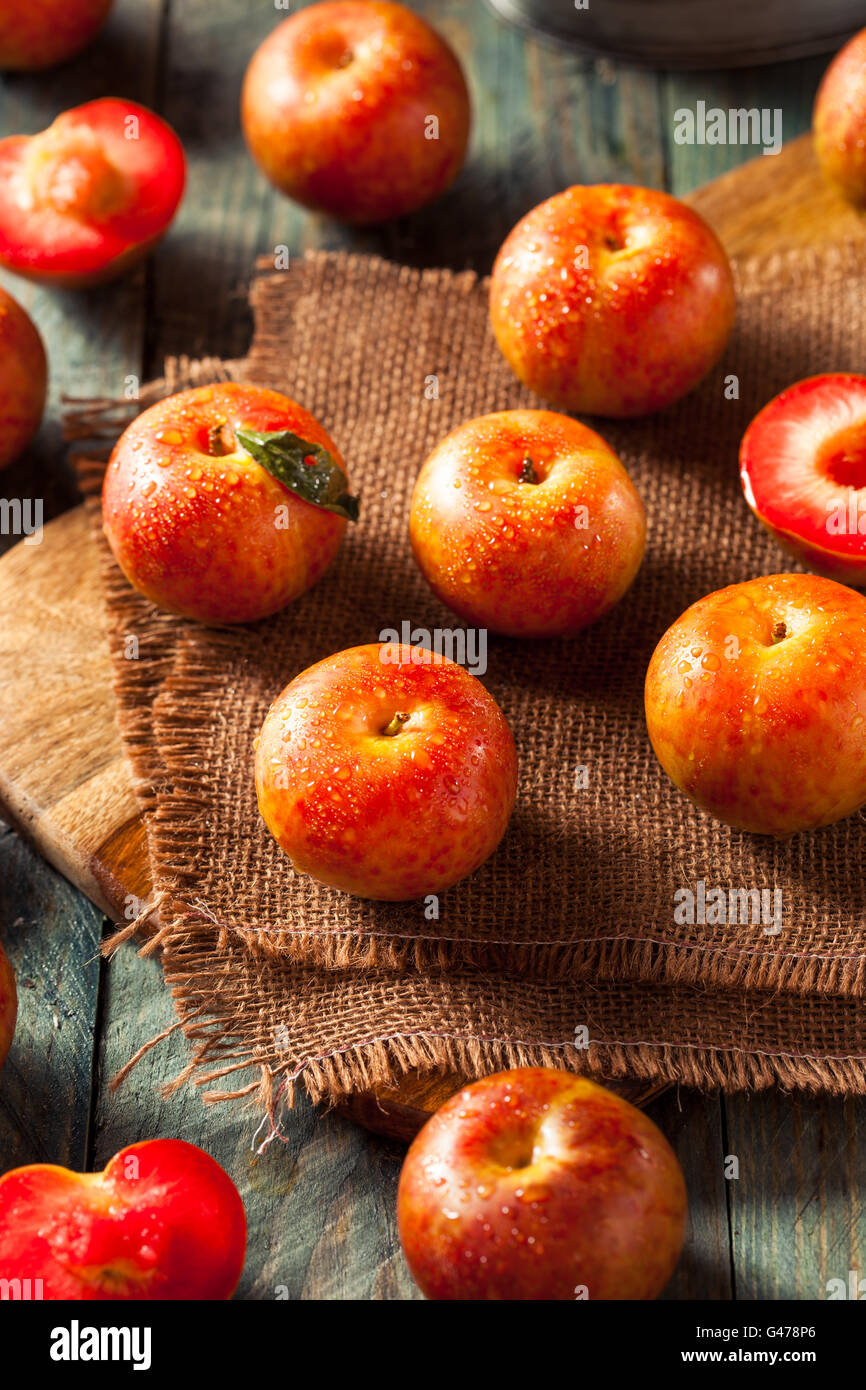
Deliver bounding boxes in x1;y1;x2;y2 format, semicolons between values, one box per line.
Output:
0;1139;246;1299
0;98;185;289
740;373;866;586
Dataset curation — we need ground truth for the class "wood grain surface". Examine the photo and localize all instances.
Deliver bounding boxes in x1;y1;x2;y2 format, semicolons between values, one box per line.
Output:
1;0;863;1299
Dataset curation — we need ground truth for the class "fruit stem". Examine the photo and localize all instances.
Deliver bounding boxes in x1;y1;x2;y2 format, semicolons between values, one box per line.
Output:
518;455;538;484
382;711;411;737
207;420;235;456
771;620;787;643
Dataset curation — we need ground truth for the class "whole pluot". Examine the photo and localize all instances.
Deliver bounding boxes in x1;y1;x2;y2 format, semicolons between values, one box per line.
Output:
398;1069;687;1300
255;643;517;900
646;574;866;834
490;184;736;418
102;382;350;623
814;28;866;206
241;1;471;223
410;409;646;637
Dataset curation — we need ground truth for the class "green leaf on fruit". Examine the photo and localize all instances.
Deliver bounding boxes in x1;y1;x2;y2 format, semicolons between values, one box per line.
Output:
235;427;359;521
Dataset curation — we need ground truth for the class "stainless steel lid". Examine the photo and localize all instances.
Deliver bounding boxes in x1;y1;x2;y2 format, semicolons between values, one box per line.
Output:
486;0;861;69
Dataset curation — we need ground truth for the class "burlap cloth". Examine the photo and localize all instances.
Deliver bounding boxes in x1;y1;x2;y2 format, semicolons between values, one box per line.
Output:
71;244;866;1110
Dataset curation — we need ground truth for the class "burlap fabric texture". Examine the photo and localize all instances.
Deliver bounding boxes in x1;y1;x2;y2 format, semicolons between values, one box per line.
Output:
72;246;866;1109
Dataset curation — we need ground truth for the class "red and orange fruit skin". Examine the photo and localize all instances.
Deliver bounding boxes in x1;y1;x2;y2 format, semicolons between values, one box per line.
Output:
241;0;470;224
490;184;736;419
410;409;646;637
645;573;866;836
255;643;518;901
740;373;866;586
397;1069;687;1301
0;1139;246;1300
102;381;349;624
814;27;866;207
0;0;113;71
0;98;185;288
0;286;46;469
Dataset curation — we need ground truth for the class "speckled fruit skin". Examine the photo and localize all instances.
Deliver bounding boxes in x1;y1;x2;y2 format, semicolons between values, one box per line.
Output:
645;574;866;835
0;285;46;469
0;0;112;70
410;409;646;637
0;940;16;1073
397;1069;687;1301
814;28;866;207
0;1139;246;1299
241;0;470;224
490;184;736;419
255;643;517;901
102;382;348;624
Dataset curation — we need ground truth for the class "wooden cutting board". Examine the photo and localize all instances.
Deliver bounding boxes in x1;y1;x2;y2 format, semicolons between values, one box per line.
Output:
0;134;861;1142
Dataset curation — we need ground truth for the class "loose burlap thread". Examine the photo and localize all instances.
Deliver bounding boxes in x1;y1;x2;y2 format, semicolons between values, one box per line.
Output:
72;245;866;1107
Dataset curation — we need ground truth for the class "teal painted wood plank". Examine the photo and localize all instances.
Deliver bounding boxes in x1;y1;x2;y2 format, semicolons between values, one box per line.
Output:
650;1090;734;1300
0;824;102;1170
143;0;288;368
725;1090;866;1300
662;56;827;194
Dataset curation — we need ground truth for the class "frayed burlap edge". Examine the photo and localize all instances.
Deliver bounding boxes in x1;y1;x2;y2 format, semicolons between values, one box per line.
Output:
108;917;866;1119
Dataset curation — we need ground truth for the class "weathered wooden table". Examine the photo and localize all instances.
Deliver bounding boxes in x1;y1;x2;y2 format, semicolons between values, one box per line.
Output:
0;0;862;1300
